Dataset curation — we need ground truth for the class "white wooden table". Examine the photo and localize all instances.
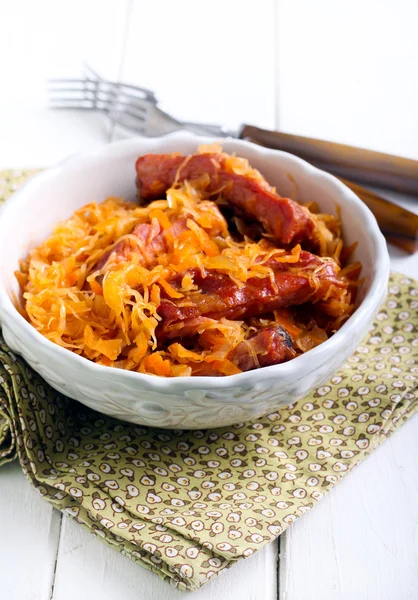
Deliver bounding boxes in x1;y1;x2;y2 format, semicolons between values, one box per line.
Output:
1;1;418;597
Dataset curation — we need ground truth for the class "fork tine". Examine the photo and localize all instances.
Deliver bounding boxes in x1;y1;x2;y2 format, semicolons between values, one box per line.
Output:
48;82;154;113
49;95;148;124
48;77;157;103
82;63;157;101
49;86;151;116
48;88;97;96
49;104;96;110
49;100;147;134
47;78;97;87
49;93;148;117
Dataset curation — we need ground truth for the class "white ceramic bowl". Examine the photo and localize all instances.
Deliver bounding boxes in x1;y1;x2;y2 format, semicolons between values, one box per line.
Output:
0;132;390;429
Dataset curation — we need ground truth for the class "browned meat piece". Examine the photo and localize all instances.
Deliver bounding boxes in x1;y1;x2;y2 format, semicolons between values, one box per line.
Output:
87;219;189;291
92;214;208;278
157;250;346;328
165;320;296;372
93;220;170;273
135;152;316;246
228;325;296;370
160;316;217;340
92;199;227;276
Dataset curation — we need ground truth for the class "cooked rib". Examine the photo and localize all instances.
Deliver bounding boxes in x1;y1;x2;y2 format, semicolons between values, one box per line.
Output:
157;250;347;327
93;220;169;273
228;325;296;370
136;152;316;246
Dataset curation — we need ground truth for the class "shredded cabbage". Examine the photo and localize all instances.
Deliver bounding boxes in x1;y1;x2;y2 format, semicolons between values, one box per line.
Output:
17;158;360;377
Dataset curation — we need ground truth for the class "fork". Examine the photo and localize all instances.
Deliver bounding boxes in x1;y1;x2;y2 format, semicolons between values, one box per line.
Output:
48;73;418;253
48;69;233;139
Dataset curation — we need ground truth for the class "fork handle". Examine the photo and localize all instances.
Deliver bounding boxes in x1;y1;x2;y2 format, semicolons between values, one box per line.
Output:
239;124;418;196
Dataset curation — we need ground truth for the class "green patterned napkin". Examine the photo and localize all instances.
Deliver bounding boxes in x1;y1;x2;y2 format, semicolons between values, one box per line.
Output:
0;171;417;591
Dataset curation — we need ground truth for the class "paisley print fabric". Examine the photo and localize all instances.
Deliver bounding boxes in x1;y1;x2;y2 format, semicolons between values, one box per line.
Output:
0;170;417;591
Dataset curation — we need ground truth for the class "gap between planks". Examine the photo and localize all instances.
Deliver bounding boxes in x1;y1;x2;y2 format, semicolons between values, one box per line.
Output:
47;510;63;600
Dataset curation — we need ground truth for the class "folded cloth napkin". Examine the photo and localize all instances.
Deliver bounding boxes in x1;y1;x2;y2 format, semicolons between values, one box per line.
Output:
0;171;417;591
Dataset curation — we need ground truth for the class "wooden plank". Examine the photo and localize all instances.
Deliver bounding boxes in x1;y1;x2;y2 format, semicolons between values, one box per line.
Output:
0;462;59;600
277;0;418;159
52;515;278;600
0;0;130;160
120;0;277;131
0;110;109;169
0;0;130;93
279;415;418;600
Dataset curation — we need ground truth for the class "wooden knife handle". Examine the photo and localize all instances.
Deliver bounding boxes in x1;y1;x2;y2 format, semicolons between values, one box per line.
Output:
241;133;418;254
239;124;418;196
337;178;418;254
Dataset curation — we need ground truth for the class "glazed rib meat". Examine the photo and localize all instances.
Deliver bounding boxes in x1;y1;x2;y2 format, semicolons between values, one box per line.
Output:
157;250;346;329
135;152;316;246
163;317;296;372
228;325;296;371
93;220;171;272
92;200;227;276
